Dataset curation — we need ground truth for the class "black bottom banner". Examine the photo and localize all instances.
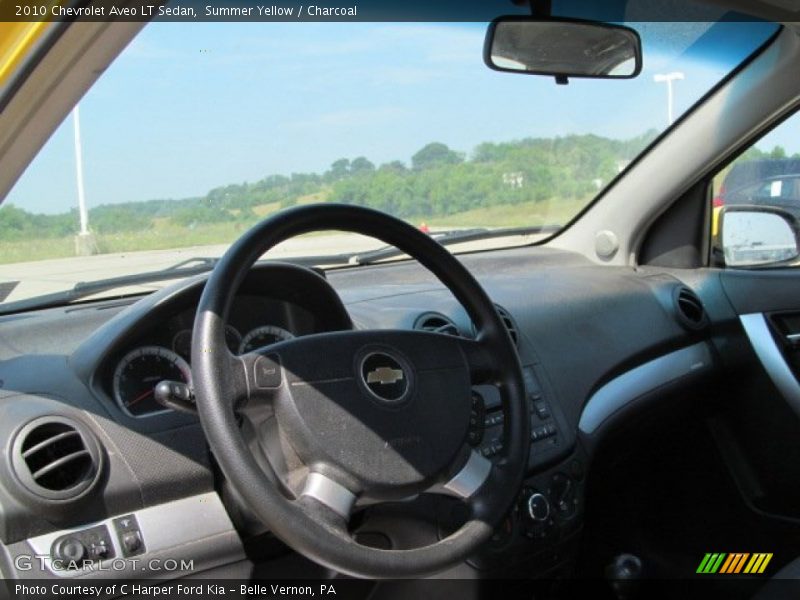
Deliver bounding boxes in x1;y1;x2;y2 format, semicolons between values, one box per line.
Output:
0;577;788;600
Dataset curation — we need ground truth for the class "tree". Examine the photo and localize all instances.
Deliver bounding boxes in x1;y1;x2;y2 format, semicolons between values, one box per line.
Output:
379;160;407;173
770;145;787;159
0;205;29;233
350;156;375;174
328;158;350;180
411;142;463;170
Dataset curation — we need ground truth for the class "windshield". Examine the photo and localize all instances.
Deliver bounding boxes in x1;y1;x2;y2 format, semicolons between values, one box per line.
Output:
0;11;779;307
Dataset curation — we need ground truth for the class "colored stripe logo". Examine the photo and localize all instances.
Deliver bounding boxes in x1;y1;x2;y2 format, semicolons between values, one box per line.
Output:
697;553;772;574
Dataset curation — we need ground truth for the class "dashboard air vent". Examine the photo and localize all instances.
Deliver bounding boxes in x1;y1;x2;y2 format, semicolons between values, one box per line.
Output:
673;286;708;330
414;312;461;336
12;417;102;500
494;305;519;346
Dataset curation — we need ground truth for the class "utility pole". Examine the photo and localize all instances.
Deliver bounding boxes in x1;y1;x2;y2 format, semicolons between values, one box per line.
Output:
653;72;685;126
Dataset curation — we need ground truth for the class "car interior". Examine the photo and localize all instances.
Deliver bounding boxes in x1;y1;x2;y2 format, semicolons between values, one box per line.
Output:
1;1;800;598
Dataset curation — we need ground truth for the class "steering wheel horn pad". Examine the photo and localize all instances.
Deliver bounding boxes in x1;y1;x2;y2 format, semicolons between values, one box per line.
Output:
264;331;472;496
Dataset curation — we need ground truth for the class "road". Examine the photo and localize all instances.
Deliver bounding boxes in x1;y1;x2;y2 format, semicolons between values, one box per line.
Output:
0;232;384;304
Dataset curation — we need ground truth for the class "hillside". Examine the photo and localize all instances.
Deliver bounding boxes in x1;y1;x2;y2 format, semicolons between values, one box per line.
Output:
0;131;660;263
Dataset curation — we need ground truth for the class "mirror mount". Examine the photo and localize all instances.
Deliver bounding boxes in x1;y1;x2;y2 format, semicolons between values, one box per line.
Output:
531;0;565;86
509;0;551;17
530;0;552;18
528;1;568;84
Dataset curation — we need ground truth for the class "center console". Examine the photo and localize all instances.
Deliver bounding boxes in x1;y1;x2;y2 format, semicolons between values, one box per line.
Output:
467;364;587;574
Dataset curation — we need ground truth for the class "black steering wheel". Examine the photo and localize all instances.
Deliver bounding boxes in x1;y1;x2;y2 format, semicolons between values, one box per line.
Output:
192;204;529;578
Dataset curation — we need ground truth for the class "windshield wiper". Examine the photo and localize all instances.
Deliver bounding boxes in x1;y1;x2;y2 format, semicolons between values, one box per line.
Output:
0;225;557;315
0;257;224;315
347;224;559;265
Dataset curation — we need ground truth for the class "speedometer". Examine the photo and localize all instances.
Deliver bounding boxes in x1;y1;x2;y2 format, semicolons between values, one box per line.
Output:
238;325;294;354
112;346;192;417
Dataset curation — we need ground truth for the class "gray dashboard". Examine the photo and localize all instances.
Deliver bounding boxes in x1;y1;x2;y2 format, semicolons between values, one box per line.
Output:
0;245;733;578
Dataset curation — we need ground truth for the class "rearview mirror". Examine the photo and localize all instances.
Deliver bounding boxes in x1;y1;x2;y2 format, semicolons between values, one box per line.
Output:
719;206;800;267
484;17;642;80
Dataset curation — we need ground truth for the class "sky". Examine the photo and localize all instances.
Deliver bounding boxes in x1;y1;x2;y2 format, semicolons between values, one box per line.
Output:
4;19;789;215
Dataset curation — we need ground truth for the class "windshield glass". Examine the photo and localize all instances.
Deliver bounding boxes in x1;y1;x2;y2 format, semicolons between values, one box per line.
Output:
0;11;779;307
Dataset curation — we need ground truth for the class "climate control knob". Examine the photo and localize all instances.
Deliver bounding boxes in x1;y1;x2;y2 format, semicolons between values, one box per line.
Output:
526;492;551;522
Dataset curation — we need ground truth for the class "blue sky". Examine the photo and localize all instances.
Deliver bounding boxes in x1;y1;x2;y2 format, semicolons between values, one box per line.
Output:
5;20;787;215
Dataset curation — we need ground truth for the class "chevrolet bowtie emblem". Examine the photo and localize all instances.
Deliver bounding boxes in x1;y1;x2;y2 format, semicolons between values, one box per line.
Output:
361;352;410;403
366;366;404;385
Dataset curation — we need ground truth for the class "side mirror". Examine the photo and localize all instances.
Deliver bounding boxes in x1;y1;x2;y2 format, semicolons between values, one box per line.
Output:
718;206;800;267
484;16;642;80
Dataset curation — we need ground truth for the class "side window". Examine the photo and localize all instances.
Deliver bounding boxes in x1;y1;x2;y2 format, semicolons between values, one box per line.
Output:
712;112;800;268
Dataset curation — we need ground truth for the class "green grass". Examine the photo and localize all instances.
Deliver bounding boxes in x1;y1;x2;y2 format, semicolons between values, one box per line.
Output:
425;197;590;229
98;221;251;253
295;189;331;205
0;237;76;263
251;201;282;217
0;197;590;264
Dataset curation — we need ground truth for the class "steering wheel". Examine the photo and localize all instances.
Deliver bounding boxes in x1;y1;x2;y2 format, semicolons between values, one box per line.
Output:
192;204;529;578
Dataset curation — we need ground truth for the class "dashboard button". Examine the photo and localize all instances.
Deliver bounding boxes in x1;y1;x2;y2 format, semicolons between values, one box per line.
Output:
533;400;550;420
113;514;145;557
254;354;282;388
121;531;142;554
90;542;110;560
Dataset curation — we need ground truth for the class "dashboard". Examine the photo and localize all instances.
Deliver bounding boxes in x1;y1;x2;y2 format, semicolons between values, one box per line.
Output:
0;246;727;580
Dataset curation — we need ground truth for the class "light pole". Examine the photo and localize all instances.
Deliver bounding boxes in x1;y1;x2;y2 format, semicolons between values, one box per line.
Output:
653;72;684;126
72;104;97;255
73;105;89;235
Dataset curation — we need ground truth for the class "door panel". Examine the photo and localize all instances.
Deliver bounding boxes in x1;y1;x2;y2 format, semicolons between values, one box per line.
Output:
716;270;800;519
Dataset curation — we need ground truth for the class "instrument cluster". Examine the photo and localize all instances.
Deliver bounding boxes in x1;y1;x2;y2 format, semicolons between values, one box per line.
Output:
109;294;312;417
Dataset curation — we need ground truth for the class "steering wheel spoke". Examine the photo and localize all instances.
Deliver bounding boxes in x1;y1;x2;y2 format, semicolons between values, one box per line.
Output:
429;447;494;500
298;471;358;523
457;338;498;385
